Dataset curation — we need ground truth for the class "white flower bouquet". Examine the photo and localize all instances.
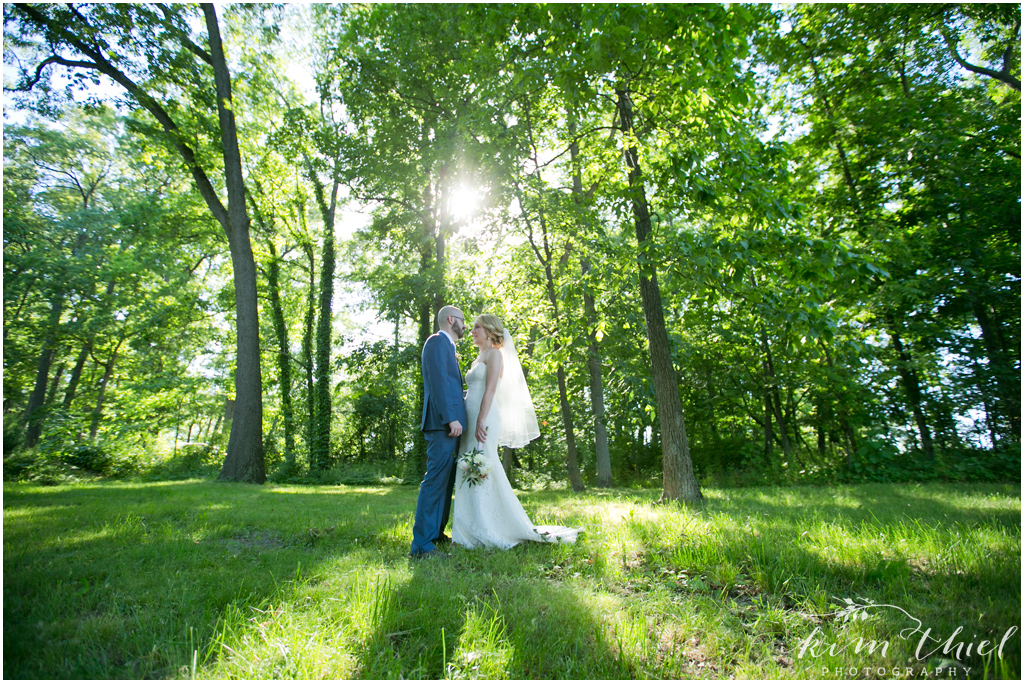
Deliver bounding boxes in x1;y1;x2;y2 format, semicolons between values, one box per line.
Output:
458;444;489;488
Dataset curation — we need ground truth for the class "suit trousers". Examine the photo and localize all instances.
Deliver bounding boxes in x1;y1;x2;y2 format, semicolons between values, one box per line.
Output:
410;429;458;554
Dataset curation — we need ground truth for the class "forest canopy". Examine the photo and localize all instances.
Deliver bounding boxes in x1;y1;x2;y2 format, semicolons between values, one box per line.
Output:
3;3;1020;497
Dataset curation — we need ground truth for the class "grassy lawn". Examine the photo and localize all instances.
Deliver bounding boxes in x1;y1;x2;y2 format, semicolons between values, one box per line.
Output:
3;480;1020;679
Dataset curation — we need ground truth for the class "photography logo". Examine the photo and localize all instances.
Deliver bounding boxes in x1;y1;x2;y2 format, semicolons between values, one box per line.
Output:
796;597;1019;678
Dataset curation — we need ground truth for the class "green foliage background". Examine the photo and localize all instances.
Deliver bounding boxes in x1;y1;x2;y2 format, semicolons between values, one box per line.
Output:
3;3;1019;488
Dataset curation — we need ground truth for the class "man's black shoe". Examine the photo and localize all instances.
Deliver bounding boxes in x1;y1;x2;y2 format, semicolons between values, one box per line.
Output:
434;533;451;546
410;548;450;560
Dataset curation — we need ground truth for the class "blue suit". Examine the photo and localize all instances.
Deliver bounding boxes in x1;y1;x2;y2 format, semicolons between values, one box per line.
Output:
411;332;468;555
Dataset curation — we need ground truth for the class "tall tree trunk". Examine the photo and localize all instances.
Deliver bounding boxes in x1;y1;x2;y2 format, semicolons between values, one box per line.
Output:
204;5;264;484
520;190;585;493
24;294;64;448
304;152;340;472
758;324;794;460
433;218;447;320
312;213;335;471
13;3;265;478
501;446;517;487
820;342;858;465
970;291;1020;441
974;362;1002;448
412;296;431;478
568;114;612;487
63;339;92;410
422;160;447;324
3;272;40;346
617;87;702;503
555;364;585;492
582;271;613;486
211;410;224;444
301;241;316;469
266;240;296;467
886;316;934;459
816;407;828;459
89;339;122;442
45;360;66;408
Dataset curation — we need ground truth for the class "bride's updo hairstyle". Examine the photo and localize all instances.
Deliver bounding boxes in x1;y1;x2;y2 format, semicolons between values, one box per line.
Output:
475;314;505;348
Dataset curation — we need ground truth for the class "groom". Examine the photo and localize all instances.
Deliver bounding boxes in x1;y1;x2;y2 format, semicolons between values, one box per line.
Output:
410;305;468;558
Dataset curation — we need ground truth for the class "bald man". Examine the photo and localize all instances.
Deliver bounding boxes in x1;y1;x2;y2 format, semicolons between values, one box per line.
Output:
410;305;468;557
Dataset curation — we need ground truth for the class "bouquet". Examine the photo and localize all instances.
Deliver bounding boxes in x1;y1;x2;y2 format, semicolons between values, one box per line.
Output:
457;435;490;488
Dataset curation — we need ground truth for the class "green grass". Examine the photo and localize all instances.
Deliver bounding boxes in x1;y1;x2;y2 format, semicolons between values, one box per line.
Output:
3;480;1020;679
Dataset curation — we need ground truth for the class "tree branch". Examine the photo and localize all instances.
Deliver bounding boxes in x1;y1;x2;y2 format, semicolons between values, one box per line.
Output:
12;3;232;236
155;3;213;65
11;54;98;90
942;30;1021;91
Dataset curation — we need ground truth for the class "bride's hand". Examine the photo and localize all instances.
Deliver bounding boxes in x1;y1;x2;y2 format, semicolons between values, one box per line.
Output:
475;421;488;444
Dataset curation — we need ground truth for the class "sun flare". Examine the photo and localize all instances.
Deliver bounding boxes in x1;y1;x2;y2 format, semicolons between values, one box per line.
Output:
448;184;483;223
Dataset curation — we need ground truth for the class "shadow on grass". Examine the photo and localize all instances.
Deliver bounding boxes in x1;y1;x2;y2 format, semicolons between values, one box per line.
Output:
701;482;1021;530
2;481;419;678
626;483;1021;679
3;480;1019;679
356;548;630;679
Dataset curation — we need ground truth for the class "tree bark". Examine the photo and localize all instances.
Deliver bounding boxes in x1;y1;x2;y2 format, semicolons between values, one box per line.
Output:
303;148;341;472
412;295;431;478
568;115;612;487
758;324;794;460
204;4;264;484
62;339;92;411
582;268;613;487
555;364;586;492
501;445;517;487
16;4;266;477
820;343;859;465
45;360;66;408
520;189;585;493
941;19;1022;91
17;2;267;478
886;316;934;460
616;88;702;503
89;339;122;442
312;221;335;472
301;241;316;468
970;291;1020;441
266;240;296;466
24;294;64;448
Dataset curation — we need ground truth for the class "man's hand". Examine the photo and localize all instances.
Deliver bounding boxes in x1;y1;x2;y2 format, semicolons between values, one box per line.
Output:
448;420;463;437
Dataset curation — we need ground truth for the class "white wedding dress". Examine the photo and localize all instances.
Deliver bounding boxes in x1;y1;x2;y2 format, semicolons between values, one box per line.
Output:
452;361;583;549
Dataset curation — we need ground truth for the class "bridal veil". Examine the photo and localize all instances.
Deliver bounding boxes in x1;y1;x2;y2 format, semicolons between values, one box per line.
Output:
495;328;541;449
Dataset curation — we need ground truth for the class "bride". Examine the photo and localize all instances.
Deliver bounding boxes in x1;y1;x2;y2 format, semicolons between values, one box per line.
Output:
452;314;583;549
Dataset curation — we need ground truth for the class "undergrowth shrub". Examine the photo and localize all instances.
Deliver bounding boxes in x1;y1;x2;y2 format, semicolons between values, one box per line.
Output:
140;443;221;481
3;416;24;455
2;450;81;485
308;461;404;486
939;444;1021;482
63;444;112;474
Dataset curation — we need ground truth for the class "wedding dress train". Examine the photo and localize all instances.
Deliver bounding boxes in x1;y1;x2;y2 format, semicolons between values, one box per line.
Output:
452;362;582;549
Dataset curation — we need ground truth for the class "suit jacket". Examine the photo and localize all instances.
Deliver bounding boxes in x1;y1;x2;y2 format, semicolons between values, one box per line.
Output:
420;332;467;432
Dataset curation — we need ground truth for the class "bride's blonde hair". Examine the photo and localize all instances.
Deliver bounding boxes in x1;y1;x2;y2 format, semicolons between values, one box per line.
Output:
475;314;505;348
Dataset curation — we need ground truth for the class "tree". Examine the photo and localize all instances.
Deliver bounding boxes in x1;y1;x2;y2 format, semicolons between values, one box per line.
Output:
7;3;266;482
772;3;1020;456
545;4;769;501
4;107;226;454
